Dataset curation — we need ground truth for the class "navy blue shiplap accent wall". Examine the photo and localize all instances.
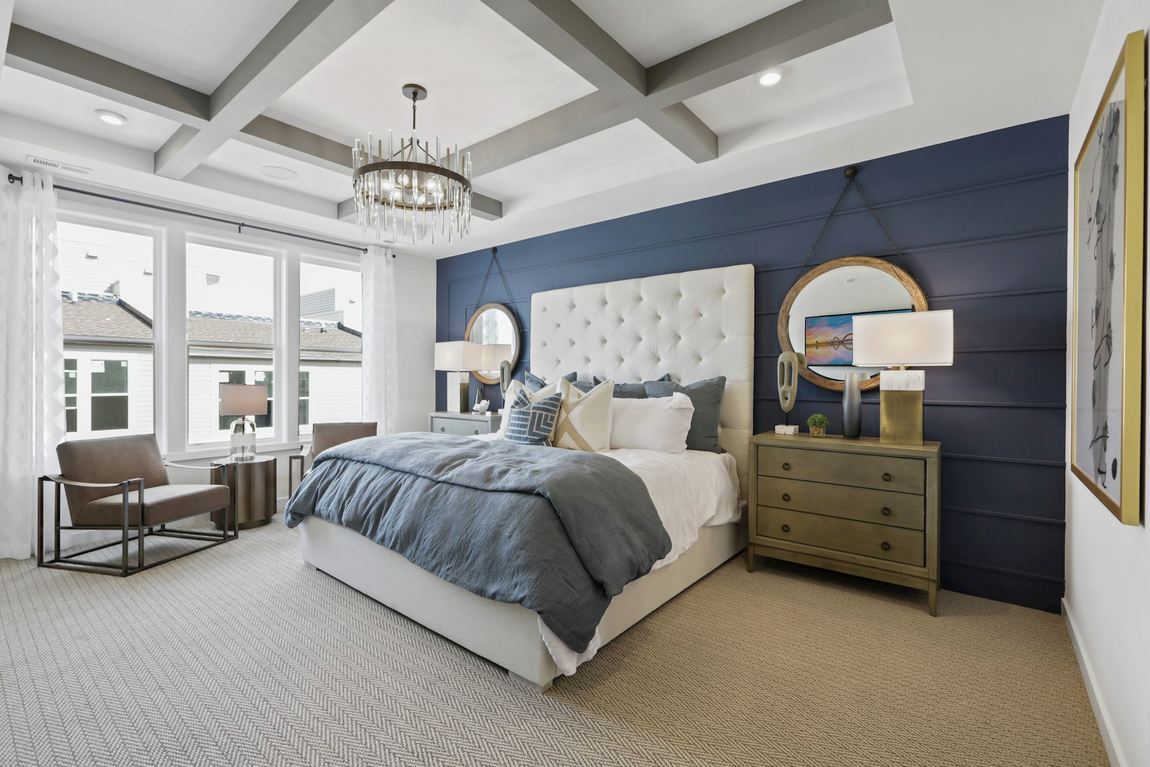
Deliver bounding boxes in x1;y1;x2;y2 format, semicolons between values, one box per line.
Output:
438;117;1068;612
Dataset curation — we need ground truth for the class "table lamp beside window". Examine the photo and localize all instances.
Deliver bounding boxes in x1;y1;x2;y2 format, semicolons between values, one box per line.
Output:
220;383;268;460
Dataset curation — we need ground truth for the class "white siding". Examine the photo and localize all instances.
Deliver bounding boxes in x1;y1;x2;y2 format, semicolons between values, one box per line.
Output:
63;348;154;440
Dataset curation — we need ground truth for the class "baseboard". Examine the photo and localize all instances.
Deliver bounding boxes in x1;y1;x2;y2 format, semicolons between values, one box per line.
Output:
1063;597;1124;767
277;496;288;512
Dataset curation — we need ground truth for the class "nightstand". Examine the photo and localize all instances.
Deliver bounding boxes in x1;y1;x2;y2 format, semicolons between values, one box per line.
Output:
428;411;502;436
746;432;941;615
210;455;277;531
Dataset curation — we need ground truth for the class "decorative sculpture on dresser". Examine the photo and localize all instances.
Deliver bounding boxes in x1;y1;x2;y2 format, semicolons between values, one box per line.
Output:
776;351;803;435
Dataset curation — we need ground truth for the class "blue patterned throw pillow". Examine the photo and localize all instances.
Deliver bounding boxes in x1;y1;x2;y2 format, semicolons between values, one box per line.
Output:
506;389;562;446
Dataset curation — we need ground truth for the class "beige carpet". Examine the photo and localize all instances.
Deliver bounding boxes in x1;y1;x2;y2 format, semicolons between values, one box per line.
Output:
0;522;1105;767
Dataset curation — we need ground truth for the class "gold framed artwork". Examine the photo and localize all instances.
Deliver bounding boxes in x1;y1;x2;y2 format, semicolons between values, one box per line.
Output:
1071;30;1146;526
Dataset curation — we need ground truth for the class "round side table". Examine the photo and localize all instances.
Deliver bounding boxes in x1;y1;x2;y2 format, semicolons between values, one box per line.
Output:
210;455;277;530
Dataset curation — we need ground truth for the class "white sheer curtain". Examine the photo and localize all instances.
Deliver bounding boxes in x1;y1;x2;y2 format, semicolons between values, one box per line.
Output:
361;245;399;434
0;170;64;560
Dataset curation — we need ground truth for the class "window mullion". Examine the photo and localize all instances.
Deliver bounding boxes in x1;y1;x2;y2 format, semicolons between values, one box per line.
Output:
280;250;301;443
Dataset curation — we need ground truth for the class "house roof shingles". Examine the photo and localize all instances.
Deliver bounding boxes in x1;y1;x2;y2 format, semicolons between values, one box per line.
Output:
62;292;362;362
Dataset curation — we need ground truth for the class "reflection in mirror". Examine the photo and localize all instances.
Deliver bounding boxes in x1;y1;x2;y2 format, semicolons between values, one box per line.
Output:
466;303;520;385
778;257;927;392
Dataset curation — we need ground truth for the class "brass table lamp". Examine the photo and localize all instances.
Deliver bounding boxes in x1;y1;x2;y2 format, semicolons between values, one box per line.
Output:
852;310;953;445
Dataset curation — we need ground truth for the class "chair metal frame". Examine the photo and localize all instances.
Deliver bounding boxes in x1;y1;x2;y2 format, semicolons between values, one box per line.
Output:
37;462;237;577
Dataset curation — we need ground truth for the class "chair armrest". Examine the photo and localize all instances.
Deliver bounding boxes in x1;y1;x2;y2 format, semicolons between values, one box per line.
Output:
40;475;143;490
163;461;217;472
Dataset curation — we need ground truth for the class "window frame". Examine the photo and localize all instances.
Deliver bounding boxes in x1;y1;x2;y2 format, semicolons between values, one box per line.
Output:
57;197;364;460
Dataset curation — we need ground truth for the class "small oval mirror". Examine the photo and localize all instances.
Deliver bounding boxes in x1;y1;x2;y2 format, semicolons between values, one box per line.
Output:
777;256;928;392
465;303;521;385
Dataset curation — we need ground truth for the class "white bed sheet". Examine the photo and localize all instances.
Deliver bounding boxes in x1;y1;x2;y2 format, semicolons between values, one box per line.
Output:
539;447;741;674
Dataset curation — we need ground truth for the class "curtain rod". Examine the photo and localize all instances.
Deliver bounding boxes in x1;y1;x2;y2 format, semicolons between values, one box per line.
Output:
7;172;371;255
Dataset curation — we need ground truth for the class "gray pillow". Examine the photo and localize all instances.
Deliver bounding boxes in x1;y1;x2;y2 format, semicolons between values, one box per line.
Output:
644;376;726;453
523;371;577;393
603;373;672;399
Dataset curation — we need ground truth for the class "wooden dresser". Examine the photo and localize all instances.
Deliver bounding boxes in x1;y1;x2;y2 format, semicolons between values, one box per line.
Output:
747;433;941;615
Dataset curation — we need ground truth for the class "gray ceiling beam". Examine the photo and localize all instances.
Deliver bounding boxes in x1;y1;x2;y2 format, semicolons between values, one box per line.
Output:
467;91;631;177
4;25;211;126
154;0;396;179
478;0;645;98
239;115;353;174
0;0;14;73
464;0;890;176
646;0;894;108
639;103;717;163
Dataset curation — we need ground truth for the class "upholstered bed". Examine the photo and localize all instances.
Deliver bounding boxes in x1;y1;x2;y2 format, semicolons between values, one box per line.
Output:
297;264;754;689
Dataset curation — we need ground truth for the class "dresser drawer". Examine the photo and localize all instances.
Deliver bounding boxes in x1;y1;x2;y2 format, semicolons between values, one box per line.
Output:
756;477;924;530
756;507;925;566
757;446;925;495
431;417;489;436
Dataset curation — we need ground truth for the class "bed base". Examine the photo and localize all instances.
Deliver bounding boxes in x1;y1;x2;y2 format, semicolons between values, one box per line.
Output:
299;516;744;689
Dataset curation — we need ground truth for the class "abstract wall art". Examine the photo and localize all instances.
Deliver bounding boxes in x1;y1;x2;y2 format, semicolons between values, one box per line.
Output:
1071;30;1146;526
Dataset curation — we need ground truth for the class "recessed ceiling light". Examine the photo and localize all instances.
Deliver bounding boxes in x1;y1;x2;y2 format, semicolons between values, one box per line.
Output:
758;71;783;87
260;165;299;181
94;109;127;126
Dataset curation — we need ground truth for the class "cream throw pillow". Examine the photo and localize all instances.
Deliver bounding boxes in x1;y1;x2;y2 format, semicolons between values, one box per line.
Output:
553;379;613;452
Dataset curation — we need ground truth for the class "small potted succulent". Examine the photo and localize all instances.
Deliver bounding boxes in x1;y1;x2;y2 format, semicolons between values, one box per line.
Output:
806;413;829;438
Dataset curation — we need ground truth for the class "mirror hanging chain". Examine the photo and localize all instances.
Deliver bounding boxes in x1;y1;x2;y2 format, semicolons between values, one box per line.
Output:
800;165;905;271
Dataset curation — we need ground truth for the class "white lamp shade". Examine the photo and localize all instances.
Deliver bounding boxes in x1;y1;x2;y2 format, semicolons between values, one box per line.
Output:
434;340;483;371
852;309;954;367
480;343;514;369
219;383;269;416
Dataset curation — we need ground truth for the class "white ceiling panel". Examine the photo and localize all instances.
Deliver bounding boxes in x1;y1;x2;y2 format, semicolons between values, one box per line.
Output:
201;140;352;204
475;120;692;205
12;0;297;93
685;24;907;136
0;69;180;151
573;0;798;67
267;0;596;150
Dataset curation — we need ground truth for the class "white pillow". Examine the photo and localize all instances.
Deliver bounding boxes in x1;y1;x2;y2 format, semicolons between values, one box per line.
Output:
553;379;613;452
609;392;694;452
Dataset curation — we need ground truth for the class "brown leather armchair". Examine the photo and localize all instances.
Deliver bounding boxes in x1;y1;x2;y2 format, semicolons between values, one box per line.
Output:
38;434;235;576
288;422;378;495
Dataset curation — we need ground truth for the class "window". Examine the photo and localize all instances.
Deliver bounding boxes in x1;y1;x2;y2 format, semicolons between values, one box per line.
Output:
57;220;155;440
187;242;276;445
299;261;363;434
90;359;130;431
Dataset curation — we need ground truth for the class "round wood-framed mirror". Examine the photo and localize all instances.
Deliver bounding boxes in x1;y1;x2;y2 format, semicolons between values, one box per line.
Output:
777;256;928;392
465;303;521;385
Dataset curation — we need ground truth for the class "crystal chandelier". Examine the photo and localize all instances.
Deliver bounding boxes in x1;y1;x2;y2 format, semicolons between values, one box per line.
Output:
352;84;472;244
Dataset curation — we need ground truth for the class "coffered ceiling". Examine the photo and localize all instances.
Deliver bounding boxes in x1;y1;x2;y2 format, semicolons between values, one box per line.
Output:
0;0;1103;258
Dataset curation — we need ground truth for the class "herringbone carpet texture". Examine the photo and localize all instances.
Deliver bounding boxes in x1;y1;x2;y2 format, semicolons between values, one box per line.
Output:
1;522;1105;767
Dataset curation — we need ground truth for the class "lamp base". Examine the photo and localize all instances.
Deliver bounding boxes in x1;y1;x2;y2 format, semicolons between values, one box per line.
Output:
445;371;469;414
229;417;258;461
879;390;923;445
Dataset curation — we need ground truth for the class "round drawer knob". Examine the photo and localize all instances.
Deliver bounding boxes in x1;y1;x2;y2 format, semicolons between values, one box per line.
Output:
881;472;892;482
881;541;891;551
439;426;445;432
781;524;791;533
782;462;791;471
881;507;892;516
781;493;791;502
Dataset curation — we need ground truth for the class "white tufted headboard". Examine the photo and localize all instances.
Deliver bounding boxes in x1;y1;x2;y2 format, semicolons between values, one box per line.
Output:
530;265;755;496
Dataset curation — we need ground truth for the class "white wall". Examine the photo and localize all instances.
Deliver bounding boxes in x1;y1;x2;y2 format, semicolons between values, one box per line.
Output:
1064;3;1150;766
391;254;437;433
